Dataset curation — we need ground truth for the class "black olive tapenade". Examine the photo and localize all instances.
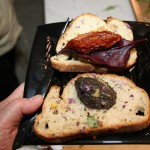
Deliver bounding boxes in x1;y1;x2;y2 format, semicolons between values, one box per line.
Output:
75;76;116;109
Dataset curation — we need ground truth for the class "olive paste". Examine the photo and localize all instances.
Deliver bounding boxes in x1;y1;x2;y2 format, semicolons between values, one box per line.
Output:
75;76;116;109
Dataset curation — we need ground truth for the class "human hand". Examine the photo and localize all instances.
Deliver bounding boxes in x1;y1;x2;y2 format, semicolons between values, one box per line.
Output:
0;83;43;150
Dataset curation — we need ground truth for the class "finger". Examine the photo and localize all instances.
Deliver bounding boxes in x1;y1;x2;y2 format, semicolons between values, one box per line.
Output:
0;83;25;109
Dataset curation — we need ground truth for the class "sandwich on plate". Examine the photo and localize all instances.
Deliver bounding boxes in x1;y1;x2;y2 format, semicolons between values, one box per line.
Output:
50;13;146;73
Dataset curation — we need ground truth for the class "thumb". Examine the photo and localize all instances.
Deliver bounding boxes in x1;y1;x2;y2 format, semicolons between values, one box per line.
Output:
20;95;44;115
0;95;44;126
0;95;43;150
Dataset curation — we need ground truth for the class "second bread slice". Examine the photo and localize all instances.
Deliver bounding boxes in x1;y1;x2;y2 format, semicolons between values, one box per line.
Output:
34;73;150;143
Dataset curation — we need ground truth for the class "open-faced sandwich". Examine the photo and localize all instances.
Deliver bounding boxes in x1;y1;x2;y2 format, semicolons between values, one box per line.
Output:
50;13;146;73
34;73;150;143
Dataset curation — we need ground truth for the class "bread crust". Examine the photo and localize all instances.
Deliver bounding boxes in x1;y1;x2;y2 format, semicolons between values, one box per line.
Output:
35;120;150;143
51;55;95;72
34;73;150;143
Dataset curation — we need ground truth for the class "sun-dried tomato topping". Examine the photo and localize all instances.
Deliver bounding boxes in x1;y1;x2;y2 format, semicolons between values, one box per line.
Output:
63;31;121;54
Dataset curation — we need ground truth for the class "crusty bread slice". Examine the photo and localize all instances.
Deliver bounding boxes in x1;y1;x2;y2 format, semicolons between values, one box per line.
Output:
34;73;150;143
50;13;137;73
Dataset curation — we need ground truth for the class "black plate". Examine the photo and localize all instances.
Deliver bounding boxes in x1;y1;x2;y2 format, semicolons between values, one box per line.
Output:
24;21;150;145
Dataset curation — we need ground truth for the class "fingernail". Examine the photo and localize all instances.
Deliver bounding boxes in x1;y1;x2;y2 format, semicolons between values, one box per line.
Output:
29;95;43;102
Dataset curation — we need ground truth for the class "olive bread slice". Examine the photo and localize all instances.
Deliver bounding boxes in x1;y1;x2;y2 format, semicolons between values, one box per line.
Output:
34;73;150;143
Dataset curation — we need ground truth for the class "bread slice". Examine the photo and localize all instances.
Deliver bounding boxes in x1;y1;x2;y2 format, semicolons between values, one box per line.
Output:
34;73;150;143
50;13;137;73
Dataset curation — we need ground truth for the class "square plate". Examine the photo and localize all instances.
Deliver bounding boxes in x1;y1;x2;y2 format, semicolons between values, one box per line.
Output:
24;21;150;145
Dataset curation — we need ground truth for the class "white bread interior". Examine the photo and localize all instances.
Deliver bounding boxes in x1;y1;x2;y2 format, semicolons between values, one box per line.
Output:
34;73;150;143
106;16;133;41
50;13;137;73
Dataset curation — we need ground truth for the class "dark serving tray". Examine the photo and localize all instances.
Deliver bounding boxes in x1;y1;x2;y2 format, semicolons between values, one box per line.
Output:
23;21;150;145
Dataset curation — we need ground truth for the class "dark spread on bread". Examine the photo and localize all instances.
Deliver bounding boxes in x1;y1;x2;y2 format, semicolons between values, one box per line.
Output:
59;31;147;68
75;76;116;109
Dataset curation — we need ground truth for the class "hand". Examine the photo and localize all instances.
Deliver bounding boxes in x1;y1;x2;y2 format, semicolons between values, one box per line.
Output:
0;83;43;150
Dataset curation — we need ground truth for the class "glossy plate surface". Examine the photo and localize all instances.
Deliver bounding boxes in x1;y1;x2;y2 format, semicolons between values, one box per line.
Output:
24;21;150;145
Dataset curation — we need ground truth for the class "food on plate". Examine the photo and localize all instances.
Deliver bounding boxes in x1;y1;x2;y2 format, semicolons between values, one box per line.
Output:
50;13;147;73
34;73;150;143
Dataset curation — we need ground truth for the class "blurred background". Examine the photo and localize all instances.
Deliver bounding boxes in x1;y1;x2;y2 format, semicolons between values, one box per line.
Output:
0;0;44;100
14;0;44;83
44;0;135;23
